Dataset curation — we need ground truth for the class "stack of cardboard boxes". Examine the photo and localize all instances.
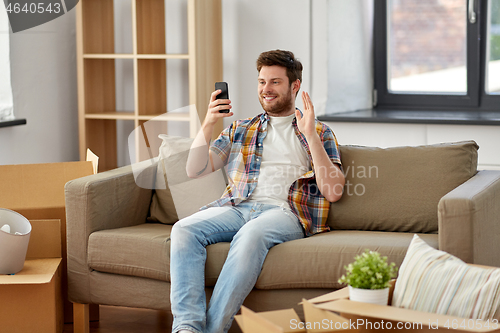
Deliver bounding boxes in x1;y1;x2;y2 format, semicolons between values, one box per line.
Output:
0;161;94;332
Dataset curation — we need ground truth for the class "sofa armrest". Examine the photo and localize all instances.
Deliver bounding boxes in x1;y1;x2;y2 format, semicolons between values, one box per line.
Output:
438;170;500;267
65;163;154;303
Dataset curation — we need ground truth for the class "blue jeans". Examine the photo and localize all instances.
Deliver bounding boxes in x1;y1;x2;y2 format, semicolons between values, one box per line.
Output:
170;201;305;333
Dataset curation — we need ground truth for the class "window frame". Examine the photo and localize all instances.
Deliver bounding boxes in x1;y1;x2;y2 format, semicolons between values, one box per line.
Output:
374;0;500;111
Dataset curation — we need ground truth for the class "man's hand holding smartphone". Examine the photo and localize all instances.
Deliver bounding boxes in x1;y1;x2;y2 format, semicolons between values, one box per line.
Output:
204;82;233;127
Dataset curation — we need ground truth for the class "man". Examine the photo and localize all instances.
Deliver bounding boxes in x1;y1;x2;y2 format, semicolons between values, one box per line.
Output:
170;50;345;333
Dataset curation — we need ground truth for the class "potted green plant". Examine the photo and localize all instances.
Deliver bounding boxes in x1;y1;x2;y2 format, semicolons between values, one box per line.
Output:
338;249;398;305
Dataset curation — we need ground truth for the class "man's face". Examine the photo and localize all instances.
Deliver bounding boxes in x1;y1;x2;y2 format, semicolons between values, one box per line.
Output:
258;66;298;116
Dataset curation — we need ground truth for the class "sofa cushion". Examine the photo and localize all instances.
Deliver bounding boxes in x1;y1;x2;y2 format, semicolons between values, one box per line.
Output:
255;230;437;289
88;223;172;281
87;223;232;285
88;223;438;290
148;135;226;224
329;141;478;233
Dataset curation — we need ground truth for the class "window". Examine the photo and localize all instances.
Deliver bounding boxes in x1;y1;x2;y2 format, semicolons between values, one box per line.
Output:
374;0;500;111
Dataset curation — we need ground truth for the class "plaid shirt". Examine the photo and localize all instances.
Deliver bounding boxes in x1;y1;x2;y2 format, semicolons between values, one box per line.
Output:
203;112;342;236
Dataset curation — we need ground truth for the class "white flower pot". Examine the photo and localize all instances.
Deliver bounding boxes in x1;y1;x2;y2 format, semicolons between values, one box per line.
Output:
348;286;389;305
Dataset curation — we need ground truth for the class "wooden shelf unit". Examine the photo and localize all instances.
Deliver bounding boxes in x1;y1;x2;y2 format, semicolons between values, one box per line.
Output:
76;0;223;171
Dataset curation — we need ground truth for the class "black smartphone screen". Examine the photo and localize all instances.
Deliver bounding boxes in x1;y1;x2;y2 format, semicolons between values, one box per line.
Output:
215;82;230;113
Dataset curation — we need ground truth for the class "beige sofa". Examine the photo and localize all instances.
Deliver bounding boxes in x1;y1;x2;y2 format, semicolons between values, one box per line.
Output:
65;139;500;332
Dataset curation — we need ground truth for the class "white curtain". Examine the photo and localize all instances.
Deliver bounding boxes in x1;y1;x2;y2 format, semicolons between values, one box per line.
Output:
311;0;374;115
0;6;14;121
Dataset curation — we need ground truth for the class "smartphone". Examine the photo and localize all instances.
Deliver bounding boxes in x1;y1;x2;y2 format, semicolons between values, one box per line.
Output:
215;82;230;113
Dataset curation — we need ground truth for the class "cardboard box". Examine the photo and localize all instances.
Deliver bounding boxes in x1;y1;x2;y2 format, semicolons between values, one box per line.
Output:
0;259;63;333
305;282;500;333
236;303;350;333
238;278;500;333
236;307;308;333
26;218;62;260
0;219;63;333
0;161;95;323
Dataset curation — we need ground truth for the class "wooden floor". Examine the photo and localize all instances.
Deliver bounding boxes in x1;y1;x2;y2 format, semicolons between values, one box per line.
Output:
63;306;173;333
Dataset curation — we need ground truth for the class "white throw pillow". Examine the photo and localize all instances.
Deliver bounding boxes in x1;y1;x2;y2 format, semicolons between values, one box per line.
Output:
392;234;500;320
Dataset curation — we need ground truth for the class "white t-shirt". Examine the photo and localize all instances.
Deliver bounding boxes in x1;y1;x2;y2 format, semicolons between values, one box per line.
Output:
247;113;311;207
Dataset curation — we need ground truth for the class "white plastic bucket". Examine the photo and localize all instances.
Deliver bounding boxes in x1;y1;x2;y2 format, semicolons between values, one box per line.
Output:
0;208;32;274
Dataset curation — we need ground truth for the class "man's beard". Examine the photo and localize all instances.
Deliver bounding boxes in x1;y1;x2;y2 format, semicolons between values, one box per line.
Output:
259;87;294;116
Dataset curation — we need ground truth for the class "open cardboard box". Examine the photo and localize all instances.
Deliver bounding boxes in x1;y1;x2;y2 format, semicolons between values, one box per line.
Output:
236;307;307;333
0;219;63;333
237;276;500;333
303;278;500;333
0;157;97;323
236;303;351;333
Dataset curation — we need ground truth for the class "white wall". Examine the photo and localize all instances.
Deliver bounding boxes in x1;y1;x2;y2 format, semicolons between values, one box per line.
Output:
0;9;79;165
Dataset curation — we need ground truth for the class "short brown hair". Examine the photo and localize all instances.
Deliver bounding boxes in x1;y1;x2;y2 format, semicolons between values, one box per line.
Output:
256;50;303;85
